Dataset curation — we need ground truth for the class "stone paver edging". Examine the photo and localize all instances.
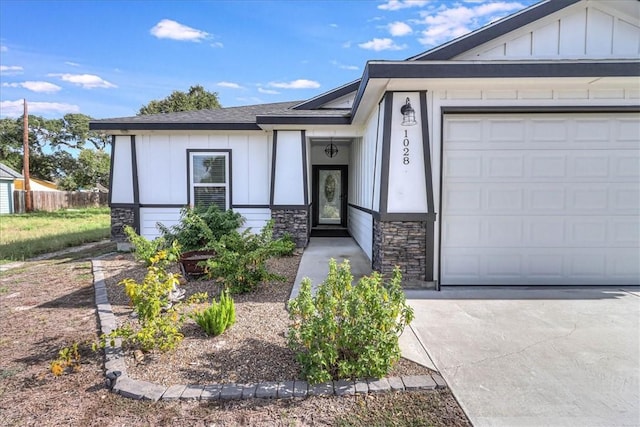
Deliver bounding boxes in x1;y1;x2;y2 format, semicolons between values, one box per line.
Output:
92;258;447;402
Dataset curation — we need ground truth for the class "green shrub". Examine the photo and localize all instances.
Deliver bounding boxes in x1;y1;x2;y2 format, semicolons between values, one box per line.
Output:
100;250;206;352
157;205;244;252
191;290;236;336
287;259;414;384
123;225;180;267
204;221;295;294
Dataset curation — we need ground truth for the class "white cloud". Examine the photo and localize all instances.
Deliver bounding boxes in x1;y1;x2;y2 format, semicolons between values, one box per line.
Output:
0;99;80;117
65;61;80;67
418;1;524;46
342;41;352;48
258;87;280;95
0;45;7;52
2;81;62;93
330;60;359;71
217;81;243;89
389;21;413;36
150;19;209;42
0;65;24;75
268;79;321;89
378;0;429;11
48;73;117;89
329;23;338;28
210;41;224;48
358;38;406;51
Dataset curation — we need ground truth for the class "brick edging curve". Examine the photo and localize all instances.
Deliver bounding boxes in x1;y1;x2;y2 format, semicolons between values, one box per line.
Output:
92;258;447;402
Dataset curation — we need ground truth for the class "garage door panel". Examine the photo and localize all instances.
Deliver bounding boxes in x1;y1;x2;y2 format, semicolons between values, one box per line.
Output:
441;112;640;286
445;150;636;183
442;247;639;285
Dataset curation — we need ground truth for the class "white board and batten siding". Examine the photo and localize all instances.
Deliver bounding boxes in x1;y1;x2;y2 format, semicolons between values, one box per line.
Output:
272;131;305;206
386;93;428;214
131;133;272;239
440;112;640;285
348;104;385;259
111;135;134;204
456;1;640;60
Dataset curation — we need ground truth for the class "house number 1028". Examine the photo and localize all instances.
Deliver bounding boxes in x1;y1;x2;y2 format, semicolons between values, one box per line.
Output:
402;130;410;165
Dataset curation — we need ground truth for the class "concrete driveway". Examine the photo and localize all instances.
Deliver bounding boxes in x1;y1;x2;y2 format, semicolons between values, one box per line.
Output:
406;287;640;427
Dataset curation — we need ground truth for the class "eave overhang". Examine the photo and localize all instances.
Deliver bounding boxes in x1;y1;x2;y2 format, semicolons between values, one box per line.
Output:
350;60;640;123
90;122;261;132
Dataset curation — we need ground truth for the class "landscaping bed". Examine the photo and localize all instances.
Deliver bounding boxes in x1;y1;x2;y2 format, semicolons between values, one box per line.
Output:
101;252;433;386
0;243;471;426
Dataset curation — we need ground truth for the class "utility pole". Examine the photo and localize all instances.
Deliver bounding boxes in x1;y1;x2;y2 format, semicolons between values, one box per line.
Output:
23;99;32;213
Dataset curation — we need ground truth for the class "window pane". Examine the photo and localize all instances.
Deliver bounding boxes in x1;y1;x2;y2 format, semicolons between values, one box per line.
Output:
193;155;226;184
194;187;226;211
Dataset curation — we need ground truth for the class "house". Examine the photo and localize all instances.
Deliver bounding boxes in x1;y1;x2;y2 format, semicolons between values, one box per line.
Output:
0;162;22;214
91;0;640;286
14;177;60;192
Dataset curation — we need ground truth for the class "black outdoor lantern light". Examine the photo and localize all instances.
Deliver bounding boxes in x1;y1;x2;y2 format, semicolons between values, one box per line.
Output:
400;97;417;126
325;141;339;158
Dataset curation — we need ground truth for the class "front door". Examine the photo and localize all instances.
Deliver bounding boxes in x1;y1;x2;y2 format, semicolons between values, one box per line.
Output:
312;166;347;228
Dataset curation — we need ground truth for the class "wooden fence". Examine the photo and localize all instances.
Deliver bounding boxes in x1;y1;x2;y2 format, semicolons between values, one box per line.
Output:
13;190;108;213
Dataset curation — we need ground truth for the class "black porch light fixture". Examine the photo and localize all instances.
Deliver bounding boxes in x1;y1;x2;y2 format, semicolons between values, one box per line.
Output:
325;140;339;158
400;97;417;126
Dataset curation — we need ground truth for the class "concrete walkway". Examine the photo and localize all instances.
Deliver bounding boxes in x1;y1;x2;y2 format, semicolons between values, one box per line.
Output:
290;237;437;371
406;287;640;427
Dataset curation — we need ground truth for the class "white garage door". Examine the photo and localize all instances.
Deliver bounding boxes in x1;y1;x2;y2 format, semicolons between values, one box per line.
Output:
441;112;640;285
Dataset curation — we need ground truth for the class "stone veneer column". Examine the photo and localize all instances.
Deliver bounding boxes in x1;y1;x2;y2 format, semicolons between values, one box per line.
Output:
373;219;427;281
110;207;135;244
271;208;309;248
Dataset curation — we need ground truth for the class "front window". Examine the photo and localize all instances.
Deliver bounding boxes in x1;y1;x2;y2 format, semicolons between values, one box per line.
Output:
189;151;229;210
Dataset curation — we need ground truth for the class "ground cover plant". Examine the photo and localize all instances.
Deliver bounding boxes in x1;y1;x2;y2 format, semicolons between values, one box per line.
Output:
0;207;110;262
0;243;470;426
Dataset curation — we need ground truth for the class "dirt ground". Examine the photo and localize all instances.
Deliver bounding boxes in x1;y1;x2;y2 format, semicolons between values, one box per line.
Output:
0;243;471;426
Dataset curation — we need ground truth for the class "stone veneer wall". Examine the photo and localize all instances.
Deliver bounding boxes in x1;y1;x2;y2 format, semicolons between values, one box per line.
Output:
271;208;309;248
110;207;135;242
372;219;427;281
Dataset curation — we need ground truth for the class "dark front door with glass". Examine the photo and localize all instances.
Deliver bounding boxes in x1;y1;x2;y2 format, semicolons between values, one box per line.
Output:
312;166;347;228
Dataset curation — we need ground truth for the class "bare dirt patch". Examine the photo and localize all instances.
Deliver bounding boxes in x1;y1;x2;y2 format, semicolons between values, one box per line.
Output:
0;244;471;426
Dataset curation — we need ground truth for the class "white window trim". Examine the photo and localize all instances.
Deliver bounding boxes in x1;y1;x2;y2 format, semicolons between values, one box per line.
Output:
187;150;231;210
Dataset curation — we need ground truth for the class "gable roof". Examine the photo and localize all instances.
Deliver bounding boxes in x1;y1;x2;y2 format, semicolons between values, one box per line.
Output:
409;0;582;61
0;162;22;180
91;0;639;132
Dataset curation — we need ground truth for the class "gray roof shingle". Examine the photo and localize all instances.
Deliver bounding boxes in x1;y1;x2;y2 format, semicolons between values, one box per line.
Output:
90;101;352;131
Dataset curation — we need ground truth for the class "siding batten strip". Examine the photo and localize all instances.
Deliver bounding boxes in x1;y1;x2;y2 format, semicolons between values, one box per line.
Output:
301;130;309;206
379;93;394;215
108;135;116;206
130;136;141;233
270;131;278;206
420;91;436;283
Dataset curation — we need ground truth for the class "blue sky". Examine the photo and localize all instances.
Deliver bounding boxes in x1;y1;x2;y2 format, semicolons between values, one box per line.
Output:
0;0;536;120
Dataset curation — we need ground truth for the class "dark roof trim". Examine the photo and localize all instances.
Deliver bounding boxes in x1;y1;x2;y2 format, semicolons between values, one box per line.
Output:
410;0;582;61
292;80;361;110
351;60;639;119
255;115;351;125
90;122;262;131
366;61;640;79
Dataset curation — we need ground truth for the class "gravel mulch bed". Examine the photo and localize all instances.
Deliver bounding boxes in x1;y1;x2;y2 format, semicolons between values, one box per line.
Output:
100;252;434;387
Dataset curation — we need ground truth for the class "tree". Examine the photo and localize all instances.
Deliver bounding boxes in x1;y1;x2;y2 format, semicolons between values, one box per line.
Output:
138;85;221;115
39;113;110;151
0;114;111;189
0;115;47;177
